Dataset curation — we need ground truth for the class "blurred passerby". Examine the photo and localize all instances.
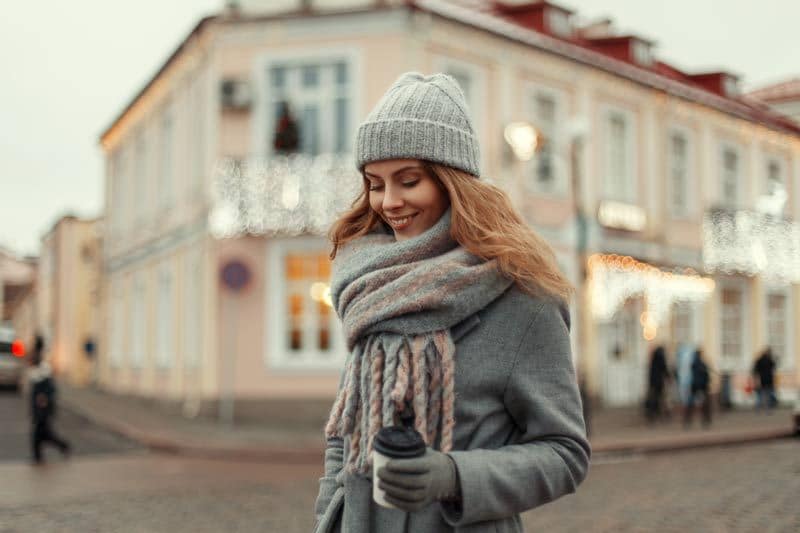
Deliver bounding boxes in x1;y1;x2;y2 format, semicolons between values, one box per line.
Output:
28;335;70;464
675;343;693;408
684;349;712;428
645;346;669;423
753;347;777;411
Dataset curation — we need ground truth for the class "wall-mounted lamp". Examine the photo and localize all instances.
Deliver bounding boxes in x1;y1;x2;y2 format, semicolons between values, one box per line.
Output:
503;121;539;161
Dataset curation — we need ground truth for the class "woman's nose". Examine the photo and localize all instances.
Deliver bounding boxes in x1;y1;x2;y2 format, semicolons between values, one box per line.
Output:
382;186;404;210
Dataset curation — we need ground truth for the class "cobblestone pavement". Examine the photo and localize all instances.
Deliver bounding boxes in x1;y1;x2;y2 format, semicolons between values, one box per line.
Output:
1;439;797;532
0;390;141;463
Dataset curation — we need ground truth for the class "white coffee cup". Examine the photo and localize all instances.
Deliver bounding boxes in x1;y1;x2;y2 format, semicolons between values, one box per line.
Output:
372;426;426;509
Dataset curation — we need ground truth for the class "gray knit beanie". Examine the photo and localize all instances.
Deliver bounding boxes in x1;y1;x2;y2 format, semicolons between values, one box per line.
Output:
355;72;481;177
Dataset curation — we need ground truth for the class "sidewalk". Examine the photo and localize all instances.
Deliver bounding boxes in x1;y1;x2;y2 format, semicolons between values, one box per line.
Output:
60;384;796;464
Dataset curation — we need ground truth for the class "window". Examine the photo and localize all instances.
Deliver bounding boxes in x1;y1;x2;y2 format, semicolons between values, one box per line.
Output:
160;109;174;207
632;40;653;67
266;59;352;156
605;110;635;202
285;252;333;354
134;132;147;221
156;268;175;369
766;158;783;195
528;90;562;194
766;292;791;370
112;149;127;233
547;9;572;37
130;277;146;369
267;238;346;369
191;75;205;197
110;286;124;367
721;287;744;364
669;132;690;217
721;146;739;208
184;255;203;369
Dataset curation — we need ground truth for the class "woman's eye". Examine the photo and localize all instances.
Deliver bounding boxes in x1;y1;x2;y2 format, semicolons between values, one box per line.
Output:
402;180;420;188
368;184;384;191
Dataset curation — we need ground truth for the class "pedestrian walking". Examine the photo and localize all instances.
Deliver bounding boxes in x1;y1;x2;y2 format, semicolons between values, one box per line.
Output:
28;335;71;464
645;345;669;423
752;347;777;411
684;348;712;428
313;72;590;533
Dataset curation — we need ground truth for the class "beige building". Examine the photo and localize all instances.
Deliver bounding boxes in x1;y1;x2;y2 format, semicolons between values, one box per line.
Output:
99;0;800;411
36;215;103;386
1;246;37;343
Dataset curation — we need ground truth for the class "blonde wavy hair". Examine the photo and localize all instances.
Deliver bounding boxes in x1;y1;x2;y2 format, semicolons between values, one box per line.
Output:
328;161;573;304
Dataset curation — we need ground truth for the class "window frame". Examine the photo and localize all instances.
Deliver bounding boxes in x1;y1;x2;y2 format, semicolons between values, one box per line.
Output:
253;46;362;159
763;284;793;371
718;279;751;372
601;105;638;203
667;126;694;219
524;83;568;197
265;237;347;371
155;264;175;369
718;141;742;209
130;274;146;370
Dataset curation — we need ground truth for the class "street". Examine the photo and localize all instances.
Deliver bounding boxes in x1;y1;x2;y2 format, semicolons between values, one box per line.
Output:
0;388;140;463
1;392;798;532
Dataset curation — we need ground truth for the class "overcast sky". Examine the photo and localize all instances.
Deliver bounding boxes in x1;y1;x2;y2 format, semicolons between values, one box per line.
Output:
1;0;798;256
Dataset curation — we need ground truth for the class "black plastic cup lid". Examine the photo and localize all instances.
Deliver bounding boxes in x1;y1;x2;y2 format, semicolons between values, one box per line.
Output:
373;426;426;458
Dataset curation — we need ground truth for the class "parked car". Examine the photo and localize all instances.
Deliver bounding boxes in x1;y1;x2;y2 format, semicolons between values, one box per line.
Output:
0;323;26;392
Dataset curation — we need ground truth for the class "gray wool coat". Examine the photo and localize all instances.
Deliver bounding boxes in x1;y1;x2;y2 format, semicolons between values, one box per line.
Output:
313;285;591;533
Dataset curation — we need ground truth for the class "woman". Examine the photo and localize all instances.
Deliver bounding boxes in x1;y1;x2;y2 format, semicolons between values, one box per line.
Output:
314;72;590;533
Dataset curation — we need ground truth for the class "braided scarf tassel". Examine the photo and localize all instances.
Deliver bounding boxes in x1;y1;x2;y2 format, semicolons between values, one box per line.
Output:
326;330;457;475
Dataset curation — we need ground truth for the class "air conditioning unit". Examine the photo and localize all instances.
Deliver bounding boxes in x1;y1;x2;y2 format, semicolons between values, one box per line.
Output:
220;79;252;109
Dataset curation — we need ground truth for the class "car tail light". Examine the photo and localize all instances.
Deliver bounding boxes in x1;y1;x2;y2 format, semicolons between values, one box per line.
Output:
11;340;25;357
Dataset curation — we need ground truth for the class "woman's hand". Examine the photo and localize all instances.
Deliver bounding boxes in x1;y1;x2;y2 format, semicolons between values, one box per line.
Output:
376;448;460;511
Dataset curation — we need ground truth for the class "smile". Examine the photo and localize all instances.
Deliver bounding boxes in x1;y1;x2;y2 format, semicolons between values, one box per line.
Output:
386;213;418;230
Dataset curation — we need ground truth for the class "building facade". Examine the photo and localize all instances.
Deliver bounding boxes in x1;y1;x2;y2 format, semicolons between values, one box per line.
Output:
99;0;800;410
36;216;103;386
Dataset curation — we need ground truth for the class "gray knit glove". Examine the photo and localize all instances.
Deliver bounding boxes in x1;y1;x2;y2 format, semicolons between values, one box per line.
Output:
376;448;460;511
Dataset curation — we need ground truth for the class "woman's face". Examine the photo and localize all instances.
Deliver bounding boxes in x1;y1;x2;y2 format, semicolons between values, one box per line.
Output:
364;159;450;241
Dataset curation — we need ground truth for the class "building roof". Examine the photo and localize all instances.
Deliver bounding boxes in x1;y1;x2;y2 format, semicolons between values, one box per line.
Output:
747;78;800;104
417;0;800;135
100;0;800;142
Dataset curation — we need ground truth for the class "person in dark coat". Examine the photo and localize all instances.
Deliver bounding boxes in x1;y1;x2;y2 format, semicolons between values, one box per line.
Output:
753;347;777;411
645;346;669;422
683;349;711;428
28;335;70;464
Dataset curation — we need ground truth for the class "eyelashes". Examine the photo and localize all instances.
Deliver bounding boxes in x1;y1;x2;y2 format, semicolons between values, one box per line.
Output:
368;180;420;192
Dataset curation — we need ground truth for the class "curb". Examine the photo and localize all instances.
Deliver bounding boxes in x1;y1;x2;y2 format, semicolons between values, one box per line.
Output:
590;427;795;457
61;395;326;464
63;394;795;464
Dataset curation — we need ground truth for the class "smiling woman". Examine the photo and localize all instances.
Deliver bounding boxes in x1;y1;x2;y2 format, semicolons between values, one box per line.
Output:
315;72;589;533
363;160;450;241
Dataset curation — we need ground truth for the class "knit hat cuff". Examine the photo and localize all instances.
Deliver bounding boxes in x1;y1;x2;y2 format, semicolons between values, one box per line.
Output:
355;119;481;178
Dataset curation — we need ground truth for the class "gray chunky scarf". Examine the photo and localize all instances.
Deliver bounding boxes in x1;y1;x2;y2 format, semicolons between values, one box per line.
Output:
324;210;512;474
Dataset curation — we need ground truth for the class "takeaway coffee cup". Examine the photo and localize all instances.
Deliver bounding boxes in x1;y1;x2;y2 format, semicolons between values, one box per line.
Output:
372;426;426;508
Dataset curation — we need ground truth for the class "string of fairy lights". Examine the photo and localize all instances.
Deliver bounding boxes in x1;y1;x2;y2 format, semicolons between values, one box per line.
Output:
208;154;798;341
209;154;362;238
588;254;716;341
703;208;800;284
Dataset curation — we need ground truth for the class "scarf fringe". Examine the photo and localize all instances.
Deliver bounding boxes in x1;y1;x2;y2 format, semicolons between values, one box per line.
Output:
325;331;456;475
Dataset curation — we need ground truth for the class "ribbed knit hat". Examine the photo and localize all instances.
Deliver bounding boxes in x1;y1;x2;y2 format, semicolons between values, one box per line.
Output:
355;72;481;177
